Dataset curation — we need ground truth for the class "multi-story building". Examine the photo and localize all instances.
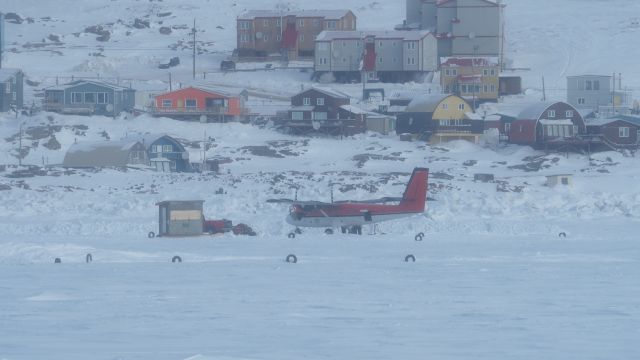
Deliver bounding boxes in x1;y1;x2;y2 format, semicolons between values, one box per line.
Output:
314;30;438;83
236;9;356;60
440;56;499;106
567;75;632;116
398;0;504;62
0;68;23;112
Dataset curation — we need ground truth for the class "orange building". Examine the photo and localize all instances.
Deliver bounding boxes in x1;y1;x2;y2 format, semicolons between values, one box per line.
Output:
152;86;248;122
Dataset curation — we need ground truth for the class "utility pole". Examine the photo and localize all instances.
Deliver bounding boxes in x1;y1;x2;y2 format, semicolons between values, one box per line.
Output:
192;19;196;80
612;72;616;114
541;76;546;101
18;122;23;166
169;72;172;91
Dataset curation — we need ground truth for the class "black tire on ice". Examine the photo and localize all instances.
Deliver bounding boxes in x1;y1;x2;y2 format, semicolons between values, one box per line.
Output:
148;231;156;238
559;232;567;238
286;254;297;263
325;228;334;235
172;255;182;263
288;232;296;239
415;234;423;241
54;258;62;264
86;253;93;263
404;254;416;263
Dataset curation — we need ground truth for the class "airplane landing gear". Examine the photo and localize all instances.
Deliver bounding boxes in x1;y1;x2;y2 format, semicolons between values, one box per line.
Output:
324;228;334;235
346;225;362;235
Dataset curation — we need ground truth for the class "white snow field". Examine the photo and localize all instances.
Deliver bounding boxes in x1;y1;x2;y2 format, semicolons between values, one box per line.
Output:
1;0;640;358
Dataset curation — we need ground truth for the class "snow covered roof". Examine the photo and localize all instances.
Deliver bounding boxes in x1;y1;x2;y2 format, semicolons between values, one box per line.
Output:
46;80;133;92
238;9;352;20
518;101;574;120
156;85;247;98
588;115;640;127
440;57;500;67
316;30;432;42
405;94;454;113
0;68;22;82
63;140;145;168
125;134;186;152
389;90;429;101
297;86;351;100
339;105;377;115
539;119;574;125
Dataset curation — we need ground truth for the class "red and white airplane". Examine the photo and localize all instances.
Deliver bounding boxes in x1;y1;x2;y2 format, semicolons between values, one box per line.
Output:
268;168;429;235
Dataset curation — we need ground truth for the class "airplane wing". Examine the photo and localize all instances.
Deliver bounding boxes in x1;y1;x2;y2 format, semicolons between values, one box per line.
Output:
334;197;404;204
266;199;334;206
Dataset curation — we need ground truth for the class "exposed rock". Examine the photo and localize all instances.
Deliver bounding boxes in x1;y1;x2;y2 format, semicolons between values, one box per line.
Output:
0;184;11;191
158;12;173;17
159;26;172;35
133;18;150;29
43;135;61;150
47;34;61;42
4;13;24;24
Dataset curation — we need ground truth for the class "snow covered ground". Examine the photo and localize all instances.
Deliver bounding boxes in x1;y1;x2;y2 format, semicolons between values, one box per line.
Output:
2;0;640;358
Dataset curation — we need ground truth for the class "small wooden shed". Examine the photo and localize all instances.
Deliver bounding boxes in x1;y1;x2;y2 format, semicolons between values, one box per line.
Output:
546;174;573;187
156;200;204;236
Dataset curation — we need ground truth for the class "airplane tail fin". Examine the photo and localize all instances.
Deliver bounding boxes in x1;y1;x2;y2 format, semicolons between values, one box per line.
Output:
400;167;428;213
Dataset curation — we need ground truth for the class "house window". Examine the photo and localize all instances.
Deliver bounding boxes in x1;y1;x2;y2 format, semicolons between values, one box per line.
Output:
458;103;465;110
313;112;328;120
491;69;496;76
263;19;269;26
566;110;574;118
505;122;511;133
594;80;600;90
239;21;251;30
299;34;304;41
276;19;281;27
451;69;457;76
378;41;383;47
240;34;250;42
577;98;586;105
291;111;304;120
490;84;496;92
585;80;592;90
441;103;448;110
276;34;281;41
407;57;416;65
620;127;630;138
445;69;450;76
298;19;304;27
313;19;320;27
162;99;172;107
407;41;416;50
378;57;383;64
263;34;269;41
483;69;489;76
84;92;96;103
71;92;83;103
327;20;337;29
153;145;163;153
303;97;311;106
317;98;324;106
561;177;569;185
319;57;328;65
483;85;489;93
97;93;107;104
185;99;197;108
163;145;173;153
548;110;556;118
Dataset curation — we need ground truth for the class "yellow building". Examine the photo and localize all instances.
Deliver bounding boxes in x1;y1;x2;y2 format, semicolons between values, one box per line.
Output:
397;94;482;144
440;57;500;105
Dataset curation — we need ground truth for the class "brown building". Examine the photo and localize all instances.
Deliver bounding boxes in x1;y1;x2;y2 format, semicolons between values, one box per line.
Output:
237;10;356;60
440;57;500;106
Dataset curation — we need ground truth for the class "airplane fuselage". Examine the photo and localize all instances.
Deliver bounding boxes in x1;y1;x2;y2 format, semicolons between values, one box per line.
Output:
285;203;423;228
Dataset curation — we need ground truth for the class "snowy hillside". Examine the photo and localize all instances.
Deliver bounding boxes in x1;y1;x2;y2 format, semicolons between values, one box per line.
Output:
1;1;640;359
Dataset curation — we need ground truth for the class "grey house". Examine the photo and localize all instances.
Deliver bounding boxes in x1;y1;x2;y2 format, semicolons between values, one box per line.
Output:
63;140;148;168
567;75;632;116
43;80;135;116
399;0;505;61
0;68;24;112
314;30;438;82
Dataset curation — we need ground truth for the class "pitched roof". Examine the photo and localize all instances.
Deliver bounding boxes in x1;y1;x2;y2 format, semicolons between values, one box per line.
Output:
440;56;500;67
63;140;144;168
238;9;352;20
437;0;502;7
316;30;432;41
46;80;133;91
295;86;351;100
589;115;640;127
0;68;22;82
155;85;247;98
518;101;570;120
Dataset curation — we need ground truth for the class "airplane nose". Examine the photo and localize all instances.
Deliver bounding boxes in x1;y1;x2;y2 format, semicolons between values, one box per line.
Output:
285;214;297;225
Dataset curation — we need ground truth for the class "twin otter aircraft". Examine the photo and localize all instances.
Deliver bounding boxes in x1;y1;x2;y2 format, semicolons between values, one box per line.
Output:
268;168;429;235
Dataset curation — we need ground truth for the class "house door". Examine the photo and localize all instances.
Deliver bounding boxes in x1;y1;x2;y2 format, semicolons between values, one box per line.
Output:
177;99;184;108
160;206;168;235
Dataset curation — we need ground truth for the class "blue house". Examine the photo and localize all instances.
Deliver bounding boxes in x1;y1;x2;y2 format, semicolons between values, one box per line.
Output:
138;134;190;172
43;80;135;116
0;68;24;112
